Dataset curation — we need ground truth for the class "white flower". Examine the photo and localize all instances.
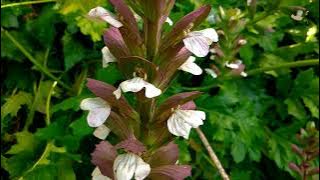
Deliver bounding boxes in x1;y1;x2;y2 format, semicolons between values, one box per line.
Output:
291;10;304;21
240;72;248;77
113;153;151;180
165;17;173;26
92;167;111;180
205;68;218;78
178;56;203;75
183;28;219;57
102;46;117;68
93;124;111;140
225;60;243;69
167;108;206;139
80;97;111;127
88;6;123;28
113;77;162;99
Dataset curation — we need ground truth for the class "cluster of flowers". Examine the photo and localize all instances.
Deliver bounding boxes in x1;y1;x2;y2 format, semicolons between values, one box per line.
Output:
78;1;245;179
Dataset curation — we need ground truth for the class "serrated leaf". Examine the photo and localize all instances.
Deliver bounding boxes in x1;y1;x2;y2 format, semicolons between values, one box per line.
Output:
62;33;87;70
6;131;38;155
302;96;319;119
284;98;307;120
1;91;33;120
76;16;106;42
52;95;87;113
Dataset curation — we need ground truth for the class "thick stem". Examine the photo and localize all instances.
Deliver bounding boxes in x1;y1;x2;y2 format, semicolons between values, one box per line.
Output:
3;30;72;91
1;0;56;8
195;128;230;180
145;19;161;60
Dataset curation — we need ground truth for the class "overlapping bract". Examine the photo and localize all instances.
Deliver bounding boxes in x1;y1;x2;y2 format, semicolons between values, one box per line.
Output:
81;0;218;179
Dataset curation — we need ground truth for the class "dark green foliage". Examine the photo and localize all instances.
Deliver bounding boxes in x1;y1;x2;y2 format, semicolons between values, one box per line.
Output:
1;0;319;179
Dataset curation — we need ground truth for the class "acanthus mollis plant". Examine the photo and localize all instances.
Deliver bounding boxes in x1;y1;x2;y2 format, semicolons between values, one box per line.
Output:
289;122;319;180
80;0;223;179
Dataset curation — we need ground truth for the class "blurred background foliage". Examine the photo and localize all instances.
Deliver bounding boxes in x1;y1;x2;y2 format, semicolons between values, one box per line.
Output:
1;0;319;179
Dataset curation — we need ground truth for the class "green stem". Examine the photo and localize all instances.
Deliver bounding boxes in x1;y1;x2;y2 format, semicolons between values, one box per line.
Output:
182;59;319;91
246;59;319;76
45;81;57;125
1;0;56;8
4;30;71;91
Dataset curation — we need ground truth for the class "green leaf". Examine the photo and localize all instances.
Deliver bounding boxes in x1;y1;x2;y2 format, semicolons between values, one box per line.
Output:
302;96;319;119
52;95;87;113
258;31;284;52
239;44;254;66
1;91;33;120
76;16;106;42
62;33;88;70
284;98;307;120
95;64;123;85
6;131;39;155
231;141;247;163
1;8;19;28
69;115;93;137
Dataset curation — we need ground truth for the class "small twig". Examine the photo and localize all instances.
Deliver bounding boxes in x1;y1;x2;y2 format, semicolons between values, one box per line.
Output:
1;0;56;8
196;128;230;180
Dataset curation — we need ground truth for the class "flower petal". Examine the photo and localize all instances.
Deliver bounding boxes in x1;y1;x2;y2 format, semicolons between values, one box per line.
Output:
165;17;173;26
205;68;218;78
175;110;205;128
94;125;111;140
134;156;151;180
80;97;108;111
113;153;137;180
119;77;146;93
102;46;117;68
92;167;112;180
87;107;111;127
113;88;122;100
115;136;146;154
88;6;123;28
196;28;219;43
113;153;150;180
178;56;203;75
144;83;162;98
183;35;210;57
167;113;193;139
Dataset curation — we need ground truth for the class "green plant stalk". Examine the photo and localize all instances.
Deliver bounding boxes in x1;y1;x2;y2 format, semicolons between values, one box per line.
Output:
246;59;319;75
4;30;72;91
18;81;57;179
182;59;319;91
1;0;56;8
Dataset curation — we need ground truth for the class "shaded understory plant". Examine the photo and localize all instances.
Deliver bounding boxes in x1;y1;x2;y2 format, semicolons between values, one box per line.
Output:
80;0;231;179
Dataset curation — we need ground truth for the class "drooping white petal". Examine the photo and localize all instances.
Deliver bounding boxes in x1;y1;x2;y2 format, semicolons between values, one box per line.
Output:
144;83;162;98
291;10;304;21
178;56;203;75
88;6;123;28
167;109;206;139
240;72;248;77
80;98;111;127
113;153;150;180
196;28;219;43
102;46;116;68
225;60;243;69
114;77;162;99
183;35;211;57
134;155;151;180
165;17;173;26
205;68;218;78
92;167;111;180
184;28;219;57
93;124;111;139
167;113;193;139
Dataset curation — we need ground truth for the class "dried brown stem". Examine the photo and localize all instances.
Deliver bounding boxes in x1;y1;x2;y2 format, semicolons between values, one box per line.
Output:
196;128;230;180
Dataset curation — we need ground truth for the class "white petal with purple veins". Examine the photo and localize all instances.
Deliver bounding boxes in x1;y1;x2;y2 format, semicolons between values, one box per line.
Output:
80;98;111;127
167;109;206;139
178;56;203;75
113;153;150;180
88;6;123;28
102;46;116;68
